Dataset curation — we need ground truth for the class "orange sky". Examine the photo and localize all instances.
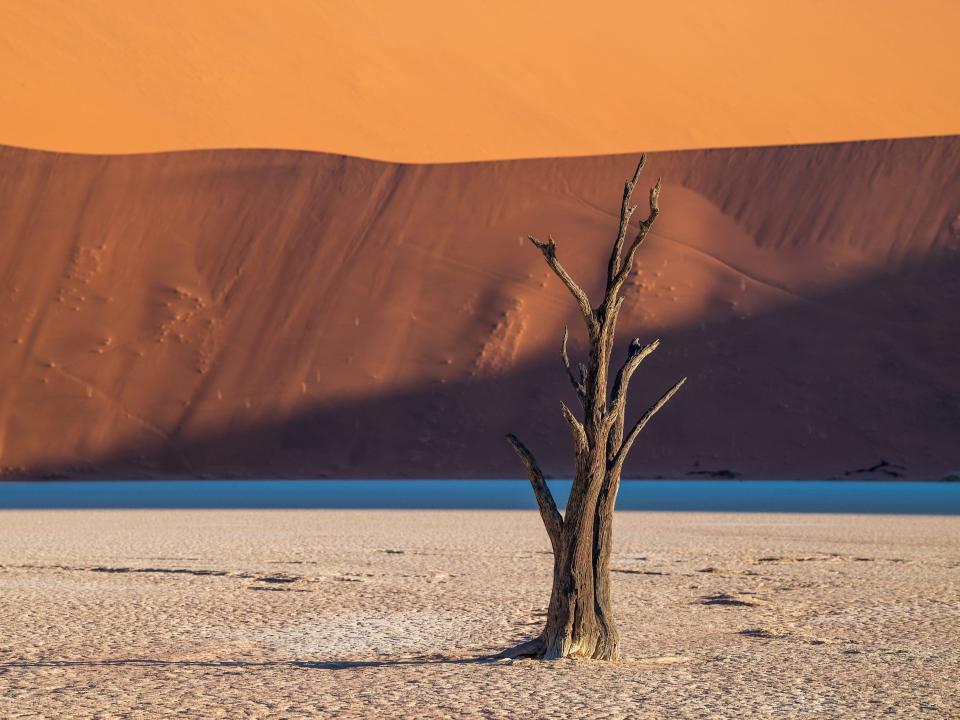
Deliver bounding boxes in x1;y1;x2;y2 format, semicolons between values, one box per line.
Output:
1;0;958;161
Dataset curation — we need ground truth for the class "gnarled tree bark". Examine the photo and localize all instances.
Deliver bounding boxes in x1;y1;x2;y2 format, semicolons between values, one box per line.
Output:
507;156;685;660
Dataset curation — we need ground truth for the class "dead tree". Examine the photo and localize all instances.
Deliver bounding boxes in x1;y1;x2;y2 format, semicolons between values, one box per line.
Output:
507;156;685;660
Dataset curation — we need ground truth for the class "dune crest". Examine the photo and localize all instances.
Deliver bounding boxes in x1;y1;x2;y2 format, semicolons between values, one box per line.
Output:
0;2;958;160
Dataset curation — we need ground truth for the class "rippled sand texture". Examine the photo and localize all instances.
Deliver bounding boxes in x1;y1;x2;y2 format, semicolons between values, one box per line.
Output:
2;139;959;481
1;510;957;718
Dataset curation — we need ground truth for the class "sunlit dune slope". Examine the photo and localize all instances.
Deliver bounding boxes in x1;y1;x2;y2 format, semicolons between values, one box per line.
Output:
1;1;958;160
1;138;958;479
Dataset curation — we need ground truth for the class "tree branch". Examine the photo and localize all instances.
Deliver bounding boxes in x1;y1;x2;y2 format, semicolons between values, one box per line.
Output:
600;296;625;348
608;338;661;424
528;235;597;334
609;177;662;298
560;401;587;450
561;326;586;407
606;155;646;284
577;361;588;388
610;376;686;473
506;433;564;553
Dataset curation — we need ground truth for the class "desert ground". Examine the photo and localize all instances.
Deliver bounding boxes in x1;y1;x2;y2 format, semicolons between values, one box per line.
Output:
1;509;957;718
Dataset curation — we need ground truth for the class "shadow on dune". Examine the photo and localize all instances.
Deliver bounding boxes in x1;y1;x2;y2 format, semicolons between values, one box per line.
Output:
19;253;960;482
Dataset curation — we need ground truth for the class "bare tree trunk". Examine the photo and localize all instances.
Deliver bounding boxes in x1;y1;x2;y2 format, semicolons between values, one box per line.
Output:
507;157;685;660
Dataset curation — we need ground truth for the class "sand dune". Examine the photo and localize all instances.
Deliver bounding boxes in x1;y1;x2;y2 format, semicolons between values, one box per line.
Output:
0;1;958;160
0;137;957;479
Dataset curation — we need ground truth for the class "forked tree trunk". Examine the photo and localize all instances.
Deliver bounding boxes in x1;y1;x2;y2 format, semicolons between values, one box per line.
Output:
507;157;685;660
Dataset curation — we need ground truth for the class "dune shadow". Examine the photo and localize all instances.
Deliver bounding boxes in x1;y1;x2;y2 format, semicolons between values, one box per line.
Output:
12;251;960;483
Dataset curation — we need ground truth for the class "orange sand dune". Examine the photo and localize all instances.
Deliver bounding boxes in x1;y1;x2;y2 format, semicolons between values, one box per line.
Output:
0;1;958;161
0;138;957;479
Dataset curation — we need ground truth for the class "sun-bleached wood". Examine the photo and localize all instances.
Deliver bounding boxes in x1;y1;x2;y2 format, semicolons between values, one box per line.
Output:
507;156;686;660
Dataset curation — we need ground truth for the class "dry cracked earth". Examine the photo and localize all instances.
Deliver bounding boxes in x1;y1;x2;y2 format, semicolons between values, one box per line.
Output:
0;510;957;718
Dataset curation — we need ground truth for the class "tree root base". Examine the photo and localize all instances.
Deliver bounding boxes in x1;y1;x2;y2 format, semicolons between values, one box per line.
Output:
499;636;546;659
500;635;621;661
